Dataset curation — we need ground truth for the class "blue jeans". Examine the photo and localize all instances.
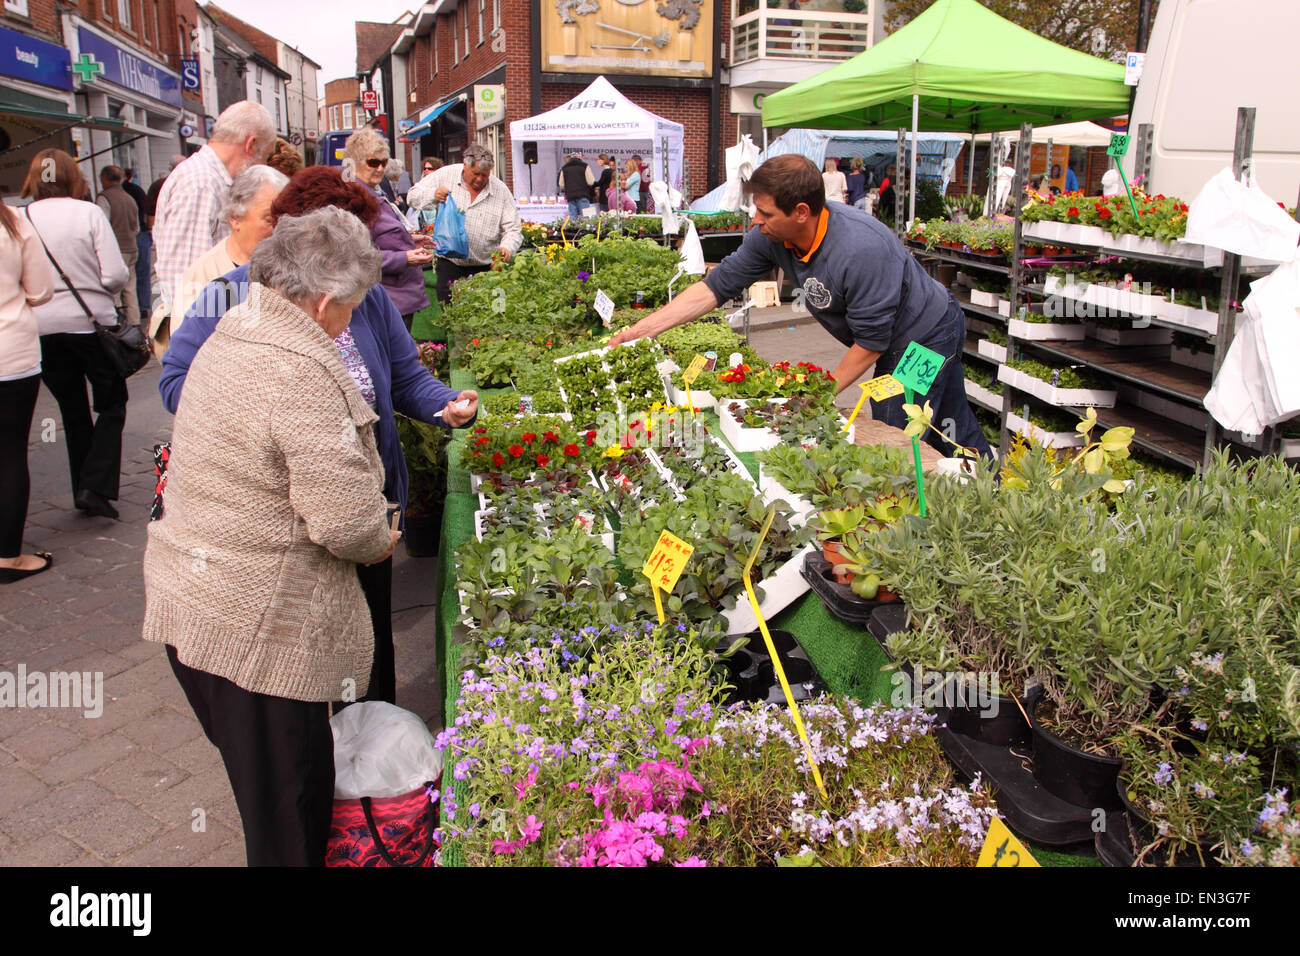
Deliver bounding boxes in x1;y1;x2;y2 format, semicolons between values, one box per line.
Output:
869;295;994;460
135;231;152;314
567;198;590;219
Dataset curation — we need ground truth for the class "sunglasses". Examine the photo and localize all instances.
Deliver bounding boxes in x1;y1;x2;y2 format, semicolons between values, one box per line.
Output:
423;166;434;171
365;158;388;169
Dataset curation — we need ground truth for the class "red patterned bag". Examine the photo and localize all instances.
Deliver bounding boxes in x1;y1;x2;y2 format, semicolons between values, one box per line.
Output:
326;778;441;867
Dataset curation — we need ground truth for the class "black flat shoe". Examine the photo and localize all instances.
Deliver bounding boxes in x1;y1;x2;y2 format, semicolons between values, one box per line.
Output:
0;552;53;584
75;489;119;520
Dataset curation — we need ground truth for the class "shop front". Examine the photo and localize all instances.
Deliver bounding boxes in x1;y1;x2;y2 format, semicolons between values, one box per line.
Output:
0;24;77;197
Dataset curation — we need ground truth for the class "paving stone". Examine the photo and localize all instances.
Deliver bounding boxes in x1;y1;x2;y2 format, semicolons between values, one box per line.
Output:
0;766;51;816
0;780;116;837
0;628;58;665
0;704;50;740
138;766;238;831
57;799;166;859
114;819;239;867
50;556;110;581
0;833;93;867
115;640;164;663
90;750;189;803
55;588;132;616
13;639;99;674
1;721;82;763
121;707;203;752
0;602;80;633
195;838;246;867
100;597;147;626
68;535;140;560
162;734;222;775
50;691;155;738
145;673;190;710
103;655;173;696
36;732;139;786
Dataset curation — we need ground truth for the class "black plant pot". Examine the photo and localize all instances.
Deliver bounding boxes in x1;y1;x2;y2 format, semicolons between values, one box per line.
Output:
801;552;895;625
715;629;825;705
1101;773;1221;867
1029;693;1124;811
403;511;442;558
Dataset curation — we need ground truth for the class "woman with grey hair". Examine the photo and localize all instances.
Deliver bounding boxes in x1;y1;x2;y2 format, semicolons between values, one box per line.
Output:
144;206;400;867
165;164;288;340
406;142;523;304
343;128;431;328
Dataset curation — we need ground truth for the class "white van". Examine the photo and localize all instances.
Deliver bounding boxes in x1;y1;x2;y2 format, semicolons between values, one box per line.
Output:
1128;0;1300;204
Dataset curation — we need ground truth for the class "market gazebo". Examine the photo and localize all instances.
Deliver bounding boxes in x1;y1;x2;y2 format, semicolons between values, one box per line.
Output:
760;0;1130;219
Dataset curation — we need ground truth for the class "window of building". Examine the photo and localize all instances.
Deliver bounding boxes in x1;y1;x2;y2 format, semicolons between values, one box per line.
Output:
463;7;469;58
103;0;113;21
493;0;500;32
342;103;353;129
118;0;131;29
432;25;438;76
274;95;281;130
331;105;340;130
256;65;264;85
478;0;484;45
453;18;459;64
255;89;262;105
153;1;162;47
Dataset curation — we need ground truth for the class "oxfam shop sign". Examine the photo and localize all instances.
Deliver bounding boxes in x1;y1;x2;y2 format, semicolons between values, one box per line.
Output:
475;85;505;129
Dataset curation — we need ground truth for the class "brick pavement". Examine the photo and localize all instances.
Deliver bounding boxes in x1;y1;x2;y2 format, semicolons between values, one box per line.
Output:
0;361;442;867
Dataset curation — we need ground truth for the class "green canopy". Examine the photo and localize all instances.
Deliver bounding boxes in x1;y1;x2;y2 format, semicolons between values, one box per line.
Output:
760;0;1130;133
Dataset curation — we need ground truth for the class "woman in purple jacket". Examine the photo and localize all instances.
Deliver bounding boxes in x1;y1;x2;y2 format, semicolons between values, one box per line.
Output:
343;128;433;330
159;169;476;706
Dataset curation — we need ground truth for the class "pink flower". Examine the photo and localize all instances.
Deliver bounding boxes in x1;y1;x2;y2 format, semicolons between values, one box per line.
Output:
674;856;707;867
520;815;543;844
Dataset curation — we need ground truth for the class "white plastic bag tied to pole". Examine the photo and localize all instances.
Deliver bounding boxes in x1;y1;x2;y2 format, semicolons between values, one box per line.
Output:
649;180;681;235
721;134;760;213
679;219;705;274
1185;166;1300;263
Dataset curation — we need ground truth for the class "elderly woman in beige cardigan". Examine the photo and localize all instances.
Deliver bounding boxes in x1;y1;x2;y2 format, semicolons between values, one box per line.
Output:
143;206;399;867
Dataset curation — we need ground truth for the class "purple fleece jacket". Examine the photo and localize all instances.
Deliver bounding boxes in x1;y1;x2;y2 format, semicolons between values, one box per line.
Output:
369;189;431;316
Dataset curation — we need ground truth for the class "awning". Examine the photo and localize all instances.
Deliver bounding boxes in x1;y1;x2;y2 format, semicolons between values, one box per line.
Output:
405;94;465;138
0;101;128;134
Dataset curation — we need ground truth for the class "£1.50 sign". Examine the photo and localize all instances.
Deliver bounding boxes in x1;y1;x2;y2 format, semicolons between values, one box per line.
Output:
642;530;694;593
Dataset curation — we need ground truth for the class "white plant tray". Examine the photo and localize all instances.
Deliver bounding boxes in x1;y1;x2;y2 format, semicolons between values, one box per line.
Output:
1282;438;1300;459
1008;317;1085;341
1007;411;1085;449
1169;344;1215;373
718;399;782;453
998;364;1115;408
665;379;717;410
1084;322;1172;346
964;379;1003;410
998;298;1012;318
970;289;999;308
722;543;816;636
757;464;816;524
1100;234;1224;268
1160;302;1219;335
977;339;1007;364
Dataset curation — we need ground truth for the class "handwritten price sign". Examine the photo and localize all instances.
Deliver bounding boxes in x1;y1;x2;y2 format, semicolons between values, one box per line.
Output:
642;530;693;593
842;374;905;433
892;342;945;397
682;354;708;386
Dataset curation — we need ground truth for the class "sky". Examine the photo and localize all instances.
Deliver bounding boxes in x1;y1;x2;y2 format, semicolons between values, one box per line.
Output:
206;0;416;100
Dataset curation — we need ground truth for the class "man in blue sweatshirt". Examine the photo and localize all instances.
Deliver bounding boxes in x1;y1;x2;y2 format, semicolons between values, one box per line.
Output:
609;153;991;459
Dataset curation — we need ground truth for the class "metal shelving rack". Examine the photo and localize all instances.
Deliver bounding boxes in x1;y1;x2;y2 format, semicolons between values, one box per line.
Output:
915;109;1277;471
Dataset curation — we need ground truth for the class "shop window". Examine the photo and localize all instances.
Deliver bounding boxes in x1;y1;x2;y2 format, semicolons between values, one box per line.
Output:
118;0;132;29
342;103;353;129
478;0;485;45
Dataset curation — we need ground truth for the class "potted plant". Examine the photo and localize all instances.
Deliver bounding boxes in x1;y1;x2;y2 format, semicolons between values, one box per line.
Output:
397;414;449;557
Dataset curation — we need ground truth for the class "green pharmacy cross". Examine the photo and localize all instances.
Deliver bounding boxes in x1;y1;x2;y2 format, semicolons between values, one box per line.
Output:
72;54;103;84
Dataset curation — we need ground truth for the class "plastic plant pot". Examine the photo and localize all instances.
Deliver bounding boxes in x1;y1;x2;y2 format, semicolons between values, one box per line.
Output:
1029;692;1124;811
802;552;897;625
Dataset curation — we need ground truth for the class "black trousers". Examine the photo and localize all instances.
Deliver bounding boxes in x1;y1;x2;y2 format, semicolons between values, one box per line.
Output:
356;556;395;705
38;333;127;501
434;257;490;304
166;645;335;867
0;374;41;558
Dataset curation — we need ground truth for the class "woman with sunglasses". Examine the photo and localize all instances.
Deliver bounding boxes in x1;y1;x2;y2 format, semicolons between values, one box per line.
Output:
420;158;442;178
343;129;432;330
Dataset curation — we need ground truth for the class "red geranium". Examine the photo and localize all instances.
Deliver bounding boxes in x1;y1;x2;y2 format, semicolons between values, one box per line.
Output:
508;444;524;458
475;436;489;446
473;427;486;434
492;452;505;467
542;431;561;444
536;454;550;467
564;443;581;457
521;432;537;443
585;429;597;446
1098;207;1112;219
1067;206;1079;218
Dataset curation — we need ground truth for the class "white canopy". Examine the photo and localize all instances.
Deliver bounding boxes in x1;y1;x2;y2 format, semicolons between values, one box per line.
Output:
508;76;685;200
1003;121;1123;147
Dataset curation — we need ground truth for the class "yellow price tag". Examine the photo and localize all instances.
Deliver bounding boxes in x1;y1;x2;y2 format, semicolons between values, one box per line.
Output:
741;506;828;802
682;354;708;386
976;817;1040;867
842;374;904;433
642;530;693;594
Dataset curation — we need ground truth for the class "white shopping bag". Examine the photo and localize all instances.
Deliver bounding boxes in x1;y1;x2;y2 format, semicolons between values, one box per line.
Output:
679;220;706;275
650;180;679;235
1185;166;1300;263
331;701;444;800
721;135;760;213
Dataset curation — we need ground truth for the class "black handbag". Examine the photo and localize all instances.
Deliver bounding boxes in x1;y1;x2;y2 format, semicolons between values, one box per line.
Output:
25;206;151;379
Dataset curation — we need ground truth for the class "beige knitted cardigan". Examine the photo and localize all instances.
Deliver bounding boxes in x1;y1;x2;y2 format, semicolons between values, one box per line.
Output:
143;283;392;702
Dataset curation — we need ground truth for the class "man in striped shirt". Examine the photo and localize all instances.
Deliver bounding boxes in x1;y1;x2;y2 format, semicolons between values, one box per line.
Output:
152;102;277;315
406;143;523;304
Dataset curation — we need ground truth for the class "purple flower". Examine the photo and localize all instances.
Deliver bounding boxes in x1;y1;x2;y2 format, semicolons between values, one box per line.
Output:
577;271;591;282
1153;762;1173;787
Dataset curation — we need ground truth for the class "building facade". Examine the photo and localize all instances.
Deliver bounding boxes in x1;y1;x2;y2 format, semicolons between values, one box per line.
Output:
323;76;360;135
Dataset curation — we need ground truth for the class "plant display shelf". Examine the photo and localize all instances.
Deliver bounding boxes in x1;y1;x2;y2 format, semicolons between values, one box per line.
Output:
1021;281;1218;342
1063;401;1206;470
1018;339;1210;406
949;289;1008;324
917;247;1012;276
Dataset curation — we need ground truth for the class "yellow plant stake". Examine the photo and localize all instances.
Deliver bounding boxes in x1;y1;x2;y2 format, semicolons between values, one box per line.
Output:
842;374;904;433
681;354;707;419
742;505;828;802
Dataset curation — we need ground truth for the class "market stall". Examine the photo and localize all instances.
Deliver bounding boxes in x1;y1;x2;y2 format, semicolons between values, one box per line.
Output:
508;76;685;223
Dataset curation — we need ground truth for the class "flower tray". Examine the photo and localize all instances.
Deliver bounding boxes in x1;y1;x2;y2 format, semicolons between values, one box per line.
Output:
998;297;1012;318
969;289;999;308
665;380;716;410
757;464;816;524
1083;322;1172;346
801;552;894;626
1007;411;1085;449
721;543;816;636
963;379;1002;411
1008;317;1086;342
977;338;1008;364
1282;438;1300;460
1160;302;1219;335
1100;234;1224;268
718;399;783;453
714;629;825;706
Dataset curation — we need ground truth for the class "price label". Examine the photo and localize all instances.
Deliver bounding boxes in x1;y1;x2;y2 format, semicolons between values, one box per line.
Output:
594;289;615;327
682;354;708;386
892;342;945;396
976;817;1040;868
641;530;693;593
1107;133;1131;158
861;374;904;401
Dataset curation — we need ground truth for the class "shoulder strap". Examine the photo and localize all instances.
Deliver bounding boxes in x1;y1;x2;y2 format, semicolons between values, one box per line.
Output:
24;205;95;323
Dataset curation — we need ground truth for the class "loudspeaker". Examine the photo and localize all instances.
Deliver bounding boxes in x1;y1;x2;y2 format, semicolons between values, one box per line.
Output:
523;141;538;165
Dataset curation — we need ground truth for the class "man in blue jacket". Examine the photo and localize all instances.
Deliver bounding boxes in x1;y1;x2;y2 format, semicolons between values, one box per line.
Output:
609;153;991;459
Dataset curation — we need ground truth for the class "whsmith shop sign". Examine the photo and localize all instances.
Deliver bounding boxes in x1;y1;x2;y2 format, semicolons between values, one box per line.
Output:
76;27;181;108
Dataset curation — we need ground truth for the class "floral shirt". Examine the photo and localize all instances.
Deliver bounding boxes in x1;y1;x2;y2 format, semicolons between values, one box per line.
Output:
334;326;376;408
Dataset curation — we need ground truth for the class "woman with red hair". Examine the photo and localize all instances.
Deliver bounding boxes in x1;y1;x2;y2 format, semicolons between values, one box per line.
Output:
158;165;476;707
